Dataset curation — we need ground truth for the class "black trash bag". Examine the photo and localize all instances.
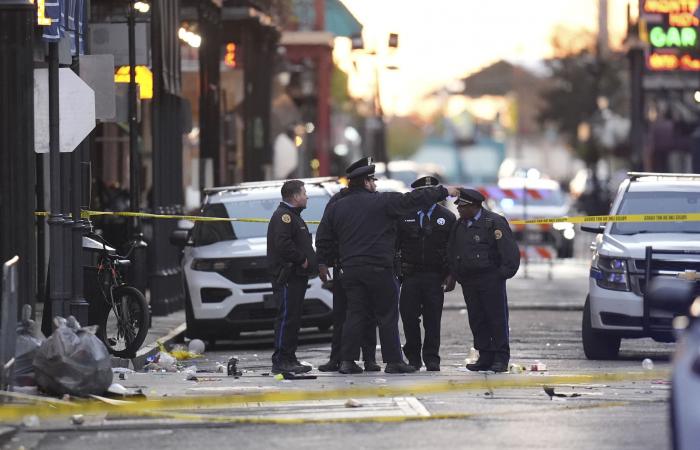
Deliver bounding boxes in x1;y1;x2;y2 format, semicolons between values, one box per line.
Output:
33;316;113;396
14;305;45;386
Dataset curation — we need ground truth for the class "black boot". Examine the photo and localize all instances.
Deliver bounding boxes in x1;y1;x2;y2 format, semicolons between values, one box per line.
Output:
339;361;363;374
424;361;440;371
318;359;341;372
363;360;381;372
466;357;493;372
490;361;509;373
385;362;417;374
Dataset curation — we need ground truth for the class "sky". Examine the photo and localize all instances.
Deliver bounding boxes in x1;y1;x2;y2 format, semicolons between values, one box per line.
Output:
333;0;631;116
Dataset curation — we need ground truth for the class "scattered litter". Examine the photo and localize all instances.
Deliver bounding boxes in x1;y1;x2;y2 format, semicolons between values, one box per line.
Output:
545;343;551;347
345;379;355;384
543;386;581;400
164;342;201;361
119;373;127;381
261;372;270;377
345;398;362;408
274;373;284;381
216;363;227;373
227;357;242;377
459;309;467;315
70;415;84;425
89;395;134;405
107;383;128;396
111;367;134;374
530;361;547;372
281;372;317;380
14;305;45;386
188;339;206;354
373;378;387;384
465;347;479;365
22;415;40;428
33;316;113;396
642;358;654;370
147;349;177;372
508;364;525;374
652;379;671;385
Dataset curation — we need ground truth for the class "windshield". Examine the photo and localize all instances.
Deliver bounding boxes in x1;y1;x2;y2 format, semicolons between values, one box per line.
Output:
611;190;700;235
222;194;329;239
499;189;567;208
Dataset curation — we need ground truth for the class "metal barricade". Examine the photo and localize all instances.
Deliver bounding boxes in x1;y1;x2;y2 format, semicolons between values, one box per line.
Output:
0;256;19;391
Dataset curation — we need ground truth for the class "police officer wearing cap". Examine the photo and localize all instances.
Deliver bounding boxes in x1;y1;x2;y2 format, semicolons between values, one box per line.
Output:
267;180;318;375
317;158;460;374
317;158;379;373
447;188;520;373
396;176;456;371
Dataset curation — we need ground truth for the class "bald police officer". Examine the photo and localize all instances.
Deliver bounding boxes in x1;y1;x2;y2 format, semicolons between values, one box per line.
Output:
317;158;460;374
447;188;520;373
396;176;456;371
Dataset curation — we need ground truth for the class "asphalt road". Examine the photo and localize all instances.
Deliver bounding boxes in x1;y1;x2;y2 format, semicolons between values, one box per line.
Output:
8;260;676;450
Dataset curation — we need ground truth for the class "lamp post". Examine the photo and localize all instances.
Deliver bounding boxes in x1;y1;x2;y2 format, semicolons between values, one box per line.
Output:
351;32;399;173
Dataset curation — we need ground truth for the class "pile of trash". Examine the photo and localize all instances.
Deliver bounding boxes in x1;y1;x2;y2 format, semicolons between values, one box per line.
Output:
33;316;113;397
143;339;205;372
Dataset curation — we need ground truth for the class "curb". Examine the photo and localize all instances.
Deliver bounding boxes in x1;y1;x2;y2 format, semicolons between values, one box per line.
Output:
131;323;187;371
444;303;583;312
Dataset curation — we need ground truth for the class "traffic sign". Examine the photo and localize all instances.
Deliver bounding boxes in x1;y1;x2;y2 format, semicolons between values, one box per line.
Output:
34;68;96;153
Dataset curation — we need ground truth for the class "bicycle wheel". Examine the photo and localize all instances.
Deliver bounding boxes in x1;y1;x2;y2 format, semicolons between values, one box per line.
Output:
98;285;149;358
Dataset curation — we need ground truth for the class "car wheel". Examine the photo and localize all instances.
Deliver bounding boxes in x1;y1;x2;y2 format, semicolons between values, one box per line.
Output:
582;296;621;360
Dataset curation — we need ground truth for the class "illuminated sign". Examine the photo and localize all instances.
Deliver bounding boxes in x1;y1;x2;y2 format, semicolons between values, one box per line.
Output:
224;43;237;68
31;0;52;26
114;66;153;100
642;0;700;72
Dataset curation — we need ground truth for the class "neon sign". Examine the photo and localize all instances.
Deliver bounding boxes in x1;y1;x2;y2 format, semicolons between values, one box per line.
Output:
114;66;154;100
224;43;237;68
31;0;52;26
642;0;700;72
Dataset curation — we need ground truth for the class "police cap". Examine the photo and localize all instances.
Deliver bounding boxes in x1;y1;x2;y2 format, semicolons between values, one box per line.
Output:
346;157;376;179
454;188;485;206
410;175;440;189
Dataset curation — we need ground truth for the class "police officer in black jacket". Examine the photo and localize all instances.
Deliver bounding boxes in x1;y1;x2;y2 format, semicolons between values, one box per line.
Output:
316;163;379;373
396;176;456;372
267;180;318;374
447;188;520;373
316;158;460;374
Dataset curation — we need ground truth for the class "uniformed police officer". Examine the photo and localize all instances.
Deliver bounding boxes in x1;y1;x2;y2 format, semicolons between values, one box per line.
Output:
267;180;318;374
316;158;460;374
317;160;379;373
447;188;520;373
396;176;456;372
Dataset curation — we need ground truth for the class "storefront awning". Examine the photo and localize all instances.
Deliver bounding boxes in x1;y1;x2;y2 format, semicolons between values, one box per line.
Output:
325;0;362;37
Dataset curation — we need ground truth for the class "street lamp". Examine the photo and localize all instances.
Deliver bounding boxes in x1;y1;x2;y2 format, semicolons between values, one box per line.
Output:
350;32;399;173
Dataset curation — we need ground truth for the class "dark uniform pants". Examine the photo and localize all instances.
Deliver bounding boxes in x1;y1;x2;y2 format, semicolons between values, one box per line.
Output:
329;275;377;362
272;274;309;365
340;266;402;363
400;272;445;366
459;272;510;364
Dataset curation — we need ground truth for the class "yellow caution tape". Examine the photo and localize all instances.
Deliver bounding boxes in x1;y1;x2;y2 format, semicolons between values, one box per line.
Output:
33;210;700;226
0;370;668;422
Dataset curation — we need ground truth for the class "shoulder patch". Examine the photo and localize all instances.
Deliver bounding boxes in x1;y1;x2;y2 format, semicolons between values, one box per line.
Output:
494;229;503;240
437;217;446;226
281;214;291;224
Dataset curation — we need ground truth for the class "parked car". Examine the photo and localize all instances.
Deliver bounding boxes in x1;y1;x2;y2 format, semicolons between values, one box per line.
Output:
172;177;340;344
493;177;576;258
581;172;700;359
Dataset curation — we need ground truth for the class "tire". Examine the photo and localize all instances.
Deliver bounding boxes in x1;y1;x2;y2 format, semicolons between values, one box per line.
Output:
98;285;149;358
582;296;621;360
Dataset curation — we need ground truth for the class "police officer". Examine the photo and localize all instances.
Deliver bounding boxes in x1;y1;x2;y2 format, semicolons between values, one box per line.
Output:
317;159;379;373
396;176;456;372
316;158;460;374
447;188;520;373
267;180;318;374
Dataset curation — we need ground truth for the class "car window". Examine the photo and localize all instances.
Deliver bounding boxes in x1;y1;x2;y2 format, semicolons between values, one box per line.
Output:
611;190;700;235
191;203;235;247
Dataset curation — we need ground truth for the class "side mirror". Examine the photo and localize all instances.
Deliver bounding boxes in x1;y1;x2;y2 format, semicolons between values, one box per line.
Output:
581;223;605;233
646;277;696;314
170;229;191;247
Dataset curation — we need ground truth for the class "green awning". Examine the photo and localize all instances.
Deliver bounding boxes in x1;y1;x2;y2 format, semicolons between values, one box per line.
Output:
325;0;362;37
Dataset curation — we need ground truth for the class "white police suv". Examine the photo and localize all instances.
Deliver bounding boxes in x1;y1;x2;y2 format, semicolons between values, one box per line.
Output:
582;172;700;359
175;178;339;344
